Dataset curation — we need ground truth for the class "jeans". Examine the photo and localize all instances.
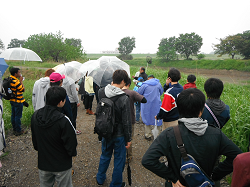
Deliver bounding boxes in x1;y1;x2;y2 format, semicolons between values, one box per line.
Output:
39;168;73;187
135;102;141;122
10;101;23;132
96;136;126;187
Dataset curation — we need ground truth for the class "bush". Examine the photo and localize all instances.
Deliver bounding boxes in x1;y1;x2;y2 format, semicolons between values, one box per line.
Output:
117;54;133;60
197;54;206;60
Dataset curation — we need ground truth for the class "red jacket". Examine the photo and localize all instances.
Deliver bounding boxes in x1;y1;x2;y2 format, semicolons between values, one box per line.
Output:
183;82;197;90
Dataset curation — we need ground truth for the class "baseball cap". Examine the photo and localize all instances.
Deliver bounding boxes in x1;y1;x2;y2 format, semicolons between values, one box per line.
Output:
147;74;155;79
138;77;144;82
50;72;65;83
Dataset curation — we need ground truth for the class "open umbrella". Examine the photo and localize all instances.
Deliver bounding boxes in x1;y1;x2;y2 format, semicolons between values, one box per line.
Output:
0;58;9;76
0;47;42;62
80;56;130;87
54;61;84;82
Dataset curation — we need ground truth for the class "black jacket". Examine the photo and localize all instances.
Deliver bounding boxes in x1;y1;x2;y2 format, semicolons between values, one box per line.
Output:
31;105;77;172
142;122;242;185
99;87;132;143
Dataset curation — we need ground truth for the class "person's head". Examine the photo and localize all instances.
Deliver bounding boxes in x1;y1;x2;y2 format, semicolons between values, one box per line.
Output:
46;86;67;107
112;70;129;88
10;67;21;78
147;74;155;80
176;88;205;118
125;78;131;87
138;77;144;82
49;72;65;87
45;68;55;77
140;67;145;73
168;68;181;82
204;78;224;99
187;74;196;83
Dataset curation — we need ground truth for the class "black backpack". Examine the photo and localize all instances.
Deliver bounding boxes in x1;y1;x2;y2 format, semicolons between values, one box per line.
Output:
1;77;15;100
94;93;125;140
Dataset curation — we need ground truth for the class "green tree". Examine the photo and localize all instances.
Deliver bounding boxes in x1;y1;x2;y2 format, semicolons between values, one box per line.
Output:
23;31;83;62
118;36;136;55
0;39;4;51
235;30;250;59
7;38;26;49
65;38;82;48
157;37;177;62
175;32;203;60
213;35;240;59
197;53;206;60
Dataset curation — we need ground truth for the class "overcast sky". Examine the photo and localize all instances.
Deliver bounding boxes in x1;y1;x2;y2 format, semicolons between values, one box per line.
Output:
1;0;250;54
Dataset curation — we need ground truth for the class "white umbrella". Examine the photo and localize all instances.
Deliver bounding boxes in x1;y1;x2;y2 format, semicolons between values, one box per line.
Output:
0;47;42;62
54;61;84;82
80;56;130;87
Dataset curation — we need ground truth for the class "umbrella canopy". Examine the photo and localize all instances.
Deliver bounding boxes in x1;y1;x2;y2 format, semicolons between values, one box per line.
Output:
54;61;84;82
0;47;42;62
80;56;130;87
0;58;9;76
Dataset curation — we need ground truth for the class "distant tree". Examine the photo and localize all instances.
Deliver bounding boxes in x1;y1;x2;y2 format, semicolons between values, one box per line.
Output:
118;36;135;59
175;32;203;60
65;38;82;48
157;37;177;62
235;30;250;59
197;53;206;60
0;39;4;51
213;35;240;59
7;38;26;48
23;31;83;62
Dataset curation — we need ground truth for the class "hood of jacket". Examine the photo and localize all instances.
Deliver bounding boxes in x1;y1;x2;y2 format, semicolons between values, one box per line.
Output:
63;77;75;86
206;99;226;115
35;105;65;128
142;78;160;86
104;84;125;98
39;77;50;88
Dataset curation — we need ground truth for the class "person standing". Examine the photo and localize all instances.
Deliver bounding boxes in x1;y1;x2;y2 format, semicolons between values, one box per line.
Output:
133;77;144;123
31;86;77;187
122;78;147;162
9;67;27;136
138;74;163;141
156;68;183;131
84;75;95;115
183;74;197;90
96;70;132;187
32;68;55;111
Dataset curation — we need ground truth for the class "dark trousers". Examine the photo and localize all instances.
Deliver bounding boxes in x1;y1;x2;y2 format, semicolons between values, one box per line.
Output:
84;95;94;110
10;101;23;132
70;102;77;129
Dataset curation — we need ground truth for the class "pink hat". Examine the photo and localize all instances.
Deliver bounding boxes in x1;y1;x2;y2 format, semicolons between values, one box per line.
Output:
50;72;65;83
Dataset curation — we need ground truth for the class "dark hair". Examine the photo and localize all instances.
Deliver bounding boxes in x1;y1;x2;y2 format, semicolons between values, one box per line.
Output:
46;86;66;106
45;68;55;77
176;88;205;118
112;70;129;84
168;68;181;82
141;67;145;72
10;67;20;76
50;80;63;87
204;78;223;99
125;78;131;86
187;74;196;83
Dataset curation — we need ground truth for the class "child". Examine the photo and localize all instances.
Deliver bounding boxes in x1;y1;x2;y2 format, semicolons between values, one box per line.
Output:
155;68;183;131
201;78;230;129
183;74;197;90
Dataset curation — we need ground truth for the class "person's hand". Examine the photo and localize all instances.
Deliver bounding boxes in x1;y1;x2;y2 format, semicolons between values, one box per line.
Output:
172;180;185;187
76;87;79;91
125;142;132;149
154;115;157;119
77;103;80;107
20;76;23;82
166;77;171;85
132;76;135;78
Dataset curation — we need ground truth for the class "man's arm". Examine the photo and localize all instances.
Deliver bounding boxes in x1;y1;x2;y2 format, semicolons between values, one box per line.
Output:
31;114;38;151
122;96;132;144
70;83;79;104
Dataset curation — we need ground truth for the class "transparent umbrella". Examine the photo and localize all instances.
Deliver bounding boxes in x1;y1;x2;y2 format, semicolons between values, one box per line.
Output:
54;61;84;82
0;47;42;62
80;56;130;87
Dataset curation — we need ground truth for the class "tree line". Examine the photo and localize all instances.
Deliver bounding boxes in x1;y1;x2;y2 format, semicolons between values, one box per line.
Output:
0;30;249;62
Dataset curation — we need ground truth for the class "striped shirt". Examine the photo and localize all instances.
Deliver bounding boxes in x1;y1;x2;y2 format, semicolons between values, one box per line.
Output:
10;75;25;103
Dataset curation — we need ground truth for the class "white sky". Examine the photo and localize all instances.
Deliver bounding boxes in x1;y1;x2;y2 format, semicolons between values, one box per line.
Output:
1;0;250;54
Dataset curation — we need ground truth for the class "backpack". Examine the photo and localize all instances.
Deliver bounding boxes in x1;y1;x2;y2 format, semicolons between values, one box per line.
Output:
173;126;215;187
1;77;15;100
94;92;125;140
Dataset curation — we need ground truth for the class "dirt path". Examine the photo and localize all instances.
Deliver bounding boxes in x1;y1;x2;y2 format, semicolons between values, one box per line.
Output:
0;94;231;187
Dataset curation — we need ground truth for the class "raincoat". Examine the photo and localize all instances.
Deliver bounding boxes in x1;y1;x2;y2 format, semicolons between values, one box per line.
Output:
138;78;163;126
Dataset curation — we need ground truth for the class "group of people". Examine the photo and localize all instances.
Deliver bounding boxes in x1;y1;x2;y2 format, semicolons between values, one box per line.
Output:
7;66;249;187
